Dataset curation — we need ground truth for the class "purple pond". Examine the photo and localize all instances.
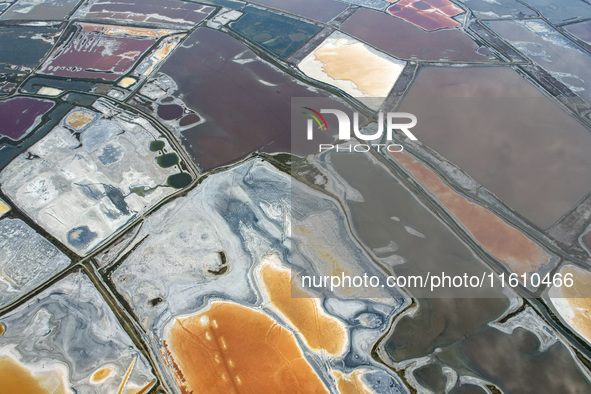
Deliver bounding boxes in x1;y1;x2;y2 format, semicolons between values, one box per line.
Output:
0;97;54;141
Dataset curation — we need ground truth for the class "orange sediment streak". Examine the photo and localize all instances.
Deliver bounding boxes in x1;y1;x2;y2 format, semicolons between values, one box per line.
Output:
160;343;185;390
392;152;550;275
259;256;348;356
117;356;136;394
135;379;156;394
80;23;172;38
166;301;329;394
140;34;185;77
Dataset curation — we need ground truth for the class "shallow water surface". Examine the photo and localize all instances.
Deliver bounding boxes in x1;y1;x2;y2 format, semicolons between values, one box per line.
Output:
399;66;591;229
342;8;496;62
157;28;342;171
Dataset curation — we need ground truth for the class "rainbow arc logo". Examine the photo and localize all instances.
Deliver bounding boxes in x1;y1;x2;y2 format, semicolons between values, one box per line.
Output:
303;107;328;139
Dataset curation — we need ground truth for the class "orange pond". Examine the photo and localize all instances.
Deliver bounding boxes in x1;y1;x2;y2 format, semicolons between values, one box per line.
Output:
333;370;373;394
392;151;550;275
259;257;348;356
90;367;112;383
0;357;63;394
551;265;591;344
165;301;329;394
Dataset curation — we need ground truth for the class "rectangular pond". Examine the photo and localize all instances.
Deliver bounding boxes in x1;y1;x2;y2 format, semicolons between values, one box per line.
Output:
249;0;348;22
230;5;322;59
398;66;591;229
342;7;497;62
0;97;54;141
1;0;81;21
38;23;167;82
486;19;591;98
73;0;215;28
151;27;346;171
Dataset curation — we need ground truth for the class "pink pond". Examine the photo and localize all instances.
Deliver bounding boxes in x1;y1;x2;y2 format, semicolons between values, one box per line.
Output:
342;8;493;62
77;0;214;28
39;23;158;81
387;0;463;31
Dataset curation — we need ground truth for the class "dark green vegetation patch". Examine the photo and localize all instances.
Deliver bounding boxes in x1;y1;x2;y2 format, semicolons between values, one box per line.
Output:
149;140;166;152
230;6;322;59
157;153;179;168
167;172;192;188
